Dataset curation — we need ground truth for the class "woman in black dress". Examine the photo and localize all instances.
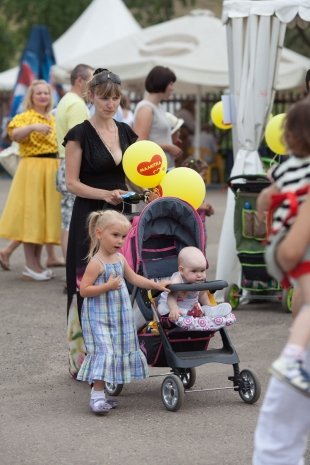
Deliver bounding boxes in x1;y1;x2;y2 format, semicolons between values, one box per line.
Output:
64;68;138;377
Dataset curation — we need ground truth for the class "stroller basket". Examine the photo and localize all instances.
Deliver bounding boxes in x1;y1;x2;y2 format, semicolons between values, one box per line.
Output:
225;174;291;311
139;326;214;367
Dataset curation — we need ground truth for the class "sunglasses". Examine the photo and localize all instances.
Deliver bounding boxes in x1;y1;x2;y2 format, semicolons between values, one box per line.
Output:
91;68;121;86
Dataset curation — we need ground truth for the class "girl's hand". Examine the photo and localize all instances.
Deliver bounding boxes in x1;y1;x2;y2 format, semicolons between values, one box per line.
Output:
106;274;122;290
154;279;171;293
168;308;181;322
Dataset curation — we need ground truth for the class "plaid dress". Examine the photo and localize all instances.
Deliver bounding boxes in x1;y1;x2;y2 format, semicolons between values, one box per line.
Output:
77;258;149;385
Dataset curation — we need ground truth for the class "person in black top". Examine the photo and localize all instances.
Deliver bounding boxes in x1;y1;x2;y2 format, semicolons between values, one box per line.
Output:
64;68;138;378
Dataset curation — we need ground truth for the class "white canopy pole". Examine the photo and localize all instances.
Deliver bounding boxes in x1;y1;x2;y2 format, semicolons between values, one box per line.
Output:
194;87;202;159
215;1;304;296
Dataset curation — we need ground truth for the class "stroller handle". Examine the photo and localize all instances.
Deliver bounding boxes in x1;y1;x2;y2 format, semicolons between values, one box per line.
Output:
167;280;228;293
227;174;270;193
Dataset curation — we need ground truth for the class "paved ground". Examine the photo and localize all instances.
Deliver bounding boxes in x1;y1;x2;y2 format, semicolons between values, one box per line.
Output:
0;174;309;465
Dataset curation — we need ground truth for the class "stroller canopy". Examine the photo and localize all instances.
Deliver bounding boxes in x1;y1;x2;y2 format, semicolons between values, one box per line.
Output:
136;197;205;278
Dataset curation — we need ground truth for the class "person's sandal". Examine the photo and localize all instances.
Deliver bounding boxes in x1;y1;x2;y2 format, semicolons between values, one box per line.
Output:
89;398;112;415
106;398;118;409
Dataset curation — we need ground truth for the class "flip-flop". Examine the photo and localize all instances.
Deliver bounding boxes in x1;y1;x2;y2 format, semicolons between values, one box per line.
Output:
0;251;10;271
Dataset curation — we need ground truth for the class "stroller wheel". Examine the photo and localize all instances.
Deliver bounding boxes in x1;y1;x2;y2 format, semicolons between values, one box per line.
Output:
224;283;240;310
161;375;185;412
177;368;197;389
105;382;124;396
238;369;261;404
281;287;293;313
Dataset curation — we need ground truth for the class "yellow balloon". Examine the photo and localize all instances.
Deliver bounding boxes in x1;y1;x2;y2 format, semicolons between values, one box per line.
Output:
265;113;287;155
157;167;206;209
122;140;167;188
210;101;232;130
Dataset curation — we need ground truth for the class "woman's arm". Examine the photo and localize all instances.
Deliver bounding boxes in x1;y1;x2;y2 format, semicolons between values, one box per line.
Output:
11;123;52;142
276;194;310;272
133;106;153;140
134;106;182;160
65;140;126;204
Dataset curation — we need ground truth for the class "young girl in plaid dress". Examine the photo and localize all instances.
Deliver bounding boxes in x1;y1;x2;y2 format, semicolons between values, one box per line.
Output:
77;210;170;415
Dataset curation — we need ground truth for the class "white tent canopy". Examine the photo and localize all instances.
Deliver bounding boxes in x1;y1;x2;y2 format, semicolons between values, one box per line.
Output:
0;0;141;91
55;8;309;156
215;0;310;295
57;8;310;94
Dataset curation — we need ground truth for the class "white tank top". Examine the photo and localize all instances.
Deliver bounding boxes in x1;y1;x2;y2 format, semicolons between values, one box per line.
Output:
134;99;174;168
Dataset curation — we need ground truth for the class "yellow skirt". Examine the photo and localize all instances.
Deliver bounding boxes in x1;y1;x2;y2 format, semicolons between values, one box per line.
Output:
0;157;61;244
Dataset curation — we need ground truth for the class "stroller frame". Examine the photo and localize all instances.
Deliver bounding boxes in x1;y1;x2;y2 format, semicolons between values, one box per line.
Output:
106;197;261;411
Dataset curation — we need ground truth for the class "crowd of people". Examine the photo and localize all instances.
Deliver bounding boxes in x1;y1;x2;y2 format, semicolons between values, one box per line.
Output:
0;63;309;459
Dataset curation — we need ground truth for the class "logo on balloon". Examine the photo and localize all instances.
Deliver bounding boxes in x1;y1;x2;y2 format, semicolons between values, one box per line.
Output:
137;154;162;176
122;140;167;188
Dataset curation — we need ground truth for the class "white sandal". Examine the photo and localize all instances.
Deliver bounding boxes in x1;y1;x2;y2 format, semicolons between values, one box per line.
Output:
89;398;112;415
22;266;51;281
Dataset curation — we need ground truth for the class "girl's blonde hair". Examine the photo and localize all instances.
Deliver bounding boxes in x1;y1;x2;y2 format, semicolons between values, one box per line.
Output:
87;209;131;260
23;79;53;113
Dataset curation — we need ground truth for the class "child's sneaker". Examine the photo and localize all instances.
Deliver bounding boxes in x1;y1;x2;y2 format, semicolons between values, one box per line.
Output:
270;357;310;396
89;397;112;415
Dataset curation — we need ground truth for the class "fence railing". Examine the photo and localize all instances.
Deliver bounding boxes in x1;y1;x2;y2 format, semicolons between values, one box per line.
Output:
1;89;307;153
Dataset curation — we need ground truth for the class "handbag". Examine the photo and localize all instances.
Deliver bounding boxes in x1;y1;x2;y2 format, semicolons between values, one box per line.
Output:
0;142;20;177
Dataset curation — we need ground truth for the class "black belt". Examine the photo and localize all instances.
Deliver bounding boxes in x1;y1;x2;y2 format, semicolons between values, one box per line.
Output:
29;153;58;158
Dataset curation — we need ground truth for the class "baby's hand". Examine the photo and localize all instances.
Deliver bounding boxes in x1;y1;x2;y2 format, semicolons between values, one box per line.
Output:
107;273;122;290
168;309;181;322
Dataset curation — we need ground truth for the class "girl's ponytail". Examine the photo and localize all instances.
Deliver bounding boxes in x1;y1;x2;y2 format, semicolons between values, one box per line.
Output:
86;211;102;261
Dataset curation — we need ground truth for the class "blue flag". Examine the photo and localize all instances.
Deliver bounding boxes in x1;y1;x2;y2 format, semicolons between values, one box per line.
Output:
9;24;62;118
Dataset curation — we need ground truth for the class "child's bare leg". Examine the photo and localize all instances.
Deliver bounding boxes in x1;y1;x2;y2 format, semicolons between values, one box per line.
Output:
89;380;116;414
287;275;310;349
270;276;310;395
93;380;105;391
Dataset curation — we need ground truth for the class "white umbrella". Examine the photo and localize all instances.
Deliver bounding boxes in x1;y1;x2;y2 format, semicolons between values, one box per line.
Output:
215;0;310;295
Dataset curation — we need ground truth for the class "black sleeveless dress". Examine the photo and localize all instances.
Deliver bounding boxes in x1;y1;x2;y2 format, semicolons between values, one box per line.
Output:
63;119;138;378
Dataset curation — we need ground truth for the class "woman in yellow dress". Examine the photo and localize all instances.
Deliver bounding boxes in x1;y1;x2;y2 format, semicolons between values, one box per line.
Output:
0;80;61;281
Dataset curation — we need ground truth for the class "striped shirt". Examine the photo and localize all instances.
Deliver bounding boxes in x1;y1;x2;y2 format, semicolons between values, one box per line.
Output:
270;155;310;233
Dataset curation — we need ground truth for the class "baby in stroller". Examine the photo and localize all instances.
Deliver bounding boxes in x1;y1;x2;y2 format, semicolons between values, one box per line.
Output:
157;246;236;331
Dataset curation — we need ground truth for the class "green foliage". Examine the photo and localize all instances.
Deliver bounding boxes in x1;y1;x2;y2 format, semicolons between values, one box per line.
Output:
284;26;310;57
0;17;17;70
0;0;92;71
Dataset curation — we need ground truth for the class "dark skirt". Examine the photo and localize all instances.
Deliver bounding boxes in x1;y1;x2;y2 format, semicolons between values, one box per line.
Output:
66;196;130;378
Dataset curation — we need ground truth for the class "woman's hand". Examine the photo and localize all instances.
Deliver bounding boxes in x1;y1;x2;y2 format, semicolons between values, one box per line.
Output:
103;189;126;205
167;144;183;160
33;123;52;135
